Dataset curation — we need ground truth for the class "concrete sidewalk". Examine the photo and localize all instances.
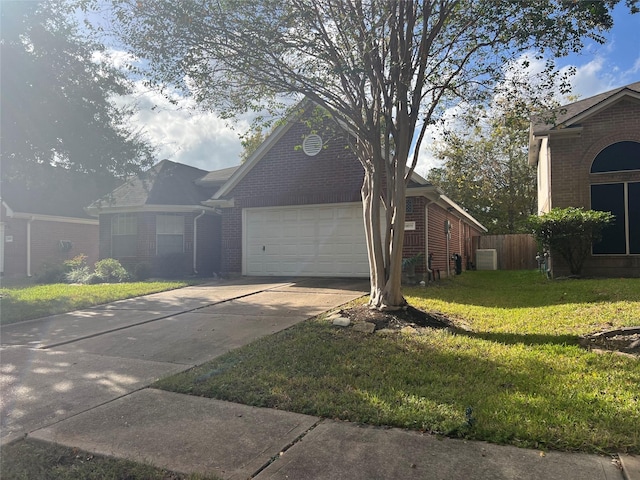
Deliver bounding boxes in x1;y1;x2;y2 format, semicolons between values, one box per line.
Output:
3;277;637;479
30;388;629;480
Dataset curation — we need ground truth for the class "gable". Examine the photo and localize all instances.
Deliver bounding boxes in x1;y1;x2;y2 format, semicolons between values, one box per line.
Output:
220;117;364;205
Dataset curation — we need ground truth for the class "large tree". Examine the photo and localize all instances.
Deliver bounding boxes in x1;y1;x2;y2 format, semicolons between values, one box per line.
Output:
0;1;154;183
428;75;563;234
101;0;633;309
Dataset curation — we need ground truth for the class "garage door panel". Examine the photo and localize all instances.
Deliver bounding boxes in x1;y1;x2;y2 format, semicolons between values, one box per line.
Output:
244;204;373;277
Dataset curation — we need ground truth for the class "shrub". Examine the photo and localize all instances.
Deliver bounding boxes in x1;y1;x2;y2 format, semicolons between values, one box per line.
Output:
63;254;88;271
35;263;66;284
528;207;614;276
94;258;131;283
65;266;93;284
133;262;152;281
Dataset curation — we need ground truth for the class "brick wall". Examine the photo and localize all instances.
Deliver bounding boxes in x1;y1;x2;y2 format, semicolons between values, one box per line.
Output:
1;216;98;278
549;98;640;277
99;211;210;276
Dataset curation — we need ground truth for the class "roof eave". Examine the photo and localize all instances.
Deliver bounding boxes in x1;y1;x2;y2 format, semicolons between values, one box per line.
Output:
85;204;220;216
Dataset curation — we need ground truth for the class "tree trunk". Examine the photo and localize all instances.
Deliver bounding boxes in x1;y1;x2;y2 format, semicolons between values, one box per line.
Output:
362;166;407;311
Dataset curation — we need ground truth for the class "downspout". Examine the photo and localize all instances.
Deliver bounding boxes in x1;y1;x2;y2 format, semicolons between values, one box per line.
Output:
27;216;33;277
424;200;432;279
193;210;206;274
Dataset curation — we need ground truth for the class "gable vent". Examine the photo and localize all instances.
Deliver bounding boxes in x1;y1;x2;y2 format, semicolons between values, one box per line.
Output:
302;134;323;156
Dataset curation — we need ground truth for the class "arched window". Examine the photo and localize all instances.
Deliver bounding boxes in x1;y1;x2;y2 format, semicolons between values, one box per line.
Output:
590;141;640;254
591;141;640;173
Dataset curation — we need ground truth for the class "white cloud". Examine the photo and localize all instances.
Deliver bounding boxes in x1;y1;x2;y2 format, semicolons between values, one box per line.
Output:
121;83;248;172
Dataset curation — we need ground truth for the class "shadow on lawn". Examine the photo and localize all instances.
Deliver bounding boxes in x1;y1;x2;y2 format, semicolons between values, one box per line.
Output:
404;271;640;310
457;330;580;347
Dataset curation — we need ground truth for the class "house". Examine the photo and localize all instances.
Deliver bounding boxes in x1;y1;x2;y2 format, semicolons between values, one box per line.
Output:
86;160;227;277
529;81;640;277
0;167;115;278
89;108;486;279
201;106;486;278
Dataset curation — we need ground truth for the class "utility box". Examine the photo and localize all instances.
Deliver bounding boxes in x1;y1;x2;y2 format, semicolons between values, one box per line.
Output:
476;249;498;270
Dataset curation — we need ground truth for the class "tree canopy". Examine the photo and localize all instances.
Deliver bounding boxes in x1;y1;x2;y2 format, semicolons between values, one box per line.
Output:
0;1;154;183
428;75;565;234
99;0;635;308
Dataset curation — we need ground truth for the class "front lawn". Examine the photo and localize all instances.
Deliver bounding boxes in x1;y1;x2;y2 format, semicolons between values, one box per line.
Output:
0;280;200;325
154;271;640;454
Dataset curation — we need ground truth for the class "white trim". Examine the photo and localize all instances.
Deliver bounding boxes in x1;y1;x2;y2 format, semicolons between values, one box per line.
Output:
85;204;218;216
27;217;32;277
438;194;488;233
9;211;98;225
625;183;630;255
0;223;4;275
202;198;235;208
562;90;640;128
1;200;14;217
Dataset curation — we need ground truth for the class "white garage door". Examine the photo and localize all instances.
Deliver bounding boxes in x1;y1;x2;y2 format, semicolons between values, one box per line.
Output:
243;203;370;277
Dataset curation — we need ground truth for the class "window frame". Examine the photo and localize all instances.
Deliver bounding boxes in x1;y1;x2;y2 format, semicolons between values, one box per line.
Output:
156;214;185;256
111;213;138;258
591;181;640;256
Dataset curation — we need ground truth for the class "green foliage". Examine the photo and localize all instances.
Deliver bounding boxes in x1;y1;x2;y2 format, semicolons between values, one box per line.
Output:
239;127;266;163
63;254;88;271
133;262;152;280
428;73;565;234
34;262;67;284
0;1;154;182
528;207;615;276
65;265;93;284
94;258;131;283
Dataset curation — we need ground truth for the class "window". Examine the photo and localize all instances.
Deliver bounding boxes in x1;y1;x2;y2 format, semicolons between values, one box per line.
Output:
591;182;640;255
406;197;414;214
590;141;640;255
591;141;640;173
111;213;137;257
156;214;184;255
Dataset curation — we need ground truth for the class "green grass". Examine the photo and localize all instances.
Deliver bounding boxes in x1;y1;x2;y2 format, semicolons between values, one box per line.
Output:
0;438;218;480
405;270;640;336
0;280;198;325
154;271;640;454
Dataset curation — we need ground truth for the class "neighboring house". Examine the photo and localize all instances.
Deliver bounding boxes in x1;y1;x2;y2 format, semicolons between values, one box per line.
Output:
529;81;640;277
0;168;113;278
86;160;227;277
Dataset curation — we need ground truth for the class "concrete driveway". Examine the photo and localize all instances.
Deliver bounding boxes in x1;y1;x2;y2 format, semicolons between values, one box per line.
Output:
0;277;367;444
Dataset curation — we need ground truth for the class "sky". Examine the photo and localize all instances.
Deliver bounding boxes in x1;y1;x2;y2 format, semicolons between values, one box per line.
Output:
115;5;640;176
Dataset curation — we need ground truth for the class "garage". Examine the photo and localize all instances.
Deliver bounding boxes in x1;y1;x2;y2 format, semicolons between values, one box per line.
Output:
243;203;371;277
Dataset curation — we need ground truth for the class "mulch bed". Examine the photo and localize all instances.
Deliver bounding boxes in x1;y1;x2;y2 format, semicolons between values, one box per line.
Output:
339;304;458;331
580;327;640;357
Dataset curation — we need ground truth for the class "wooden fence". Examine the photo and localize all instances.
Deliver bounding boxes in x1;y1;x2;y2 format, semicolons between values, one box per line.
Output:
475;234;538;270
